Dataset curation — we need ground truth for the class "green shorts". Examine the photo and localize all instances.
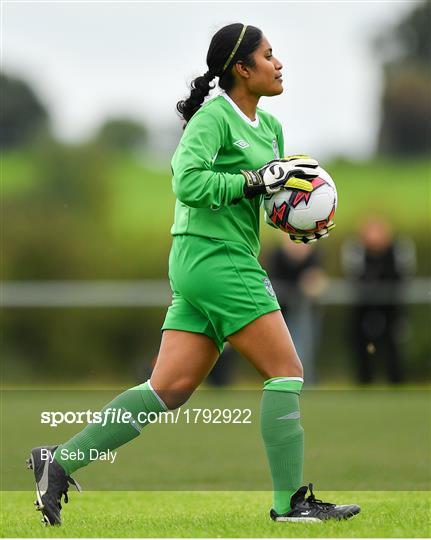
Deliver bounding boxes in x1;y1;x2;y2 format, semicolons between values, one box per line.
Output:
162;234;280;354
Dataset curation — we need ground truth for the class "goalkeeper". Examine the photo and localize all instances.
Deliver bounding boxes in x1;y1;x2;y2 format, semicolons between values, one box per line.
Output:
28;23;359;525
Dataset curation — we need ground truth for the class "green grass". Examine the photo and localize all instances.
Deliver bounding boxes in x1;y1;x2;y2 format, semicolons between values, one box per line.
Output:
106;156;431;239
1;150;36;195
2;388;429;492
1;490;430;537
68;155;431;277
95;156;431;275
1;388;430;536
325;158;431;234
3;150;430;238
3;150;430;276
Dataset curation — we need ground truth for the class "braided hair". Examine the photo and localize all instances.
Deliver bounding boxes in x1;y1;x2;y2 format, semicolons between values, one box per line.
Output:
176;23;262;126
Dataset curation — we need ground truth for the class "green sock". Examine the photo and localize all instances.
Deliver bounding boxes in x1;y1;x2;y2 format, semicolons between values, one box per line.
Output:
54;380;167;475
260;376;304;514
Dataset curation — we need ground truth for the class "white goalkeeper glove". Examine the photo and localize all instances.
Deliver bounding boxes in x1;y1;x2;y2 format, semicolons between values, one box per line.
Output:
289;221;336;244
242;155;319;199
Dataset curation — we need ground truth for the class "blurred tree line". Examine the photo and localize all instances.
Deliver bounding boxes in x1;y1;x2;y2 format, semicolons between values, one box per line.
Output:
0;73;148;151
2;2;430;382
0;73;50;147
375;0;431;155
1;74;161;382
1;71;154;280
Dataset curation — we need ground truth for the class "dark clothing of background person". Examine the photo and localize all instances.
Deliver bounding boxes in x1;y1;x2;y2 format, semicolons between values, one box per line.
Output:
342;232;416;384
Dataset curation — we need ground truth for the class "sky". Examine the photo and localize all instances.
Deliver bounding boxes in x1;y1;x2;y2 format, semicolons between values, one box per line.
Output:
1;1;418;160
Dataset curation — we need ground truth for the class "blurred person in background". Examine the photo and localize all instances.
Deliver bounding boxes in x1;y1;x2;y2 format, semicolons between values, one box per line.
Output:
266;239;328;384
206;343;235;386
342;215;416;384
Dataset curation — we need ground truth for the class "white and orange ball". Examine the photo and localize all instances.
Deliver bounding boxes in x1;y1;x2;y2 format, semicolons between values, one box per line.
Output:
263;166;337;234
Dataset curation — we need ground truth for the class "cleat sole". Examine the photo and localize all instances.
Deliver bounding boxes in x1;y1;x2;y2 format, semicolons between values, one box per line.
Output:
273;512;360;523
342;512;359;521
277;516;321;523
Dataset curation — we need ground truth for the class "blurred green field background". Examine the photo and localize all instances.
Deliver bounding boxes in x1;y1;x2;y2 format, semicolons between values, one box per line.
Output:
2;149;430;383
3;150;431;278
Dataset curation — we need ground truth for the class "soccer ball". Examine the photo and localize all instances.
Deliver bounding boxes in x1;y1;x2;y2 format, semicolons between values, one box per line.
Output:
263;166;337;234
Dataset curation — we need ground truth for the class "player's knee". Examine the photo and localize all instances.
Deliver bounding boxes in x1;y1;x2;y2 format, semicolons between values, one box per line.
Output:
291;358;304;379
165;392;191;410
154;378;196;410
264;354;303;379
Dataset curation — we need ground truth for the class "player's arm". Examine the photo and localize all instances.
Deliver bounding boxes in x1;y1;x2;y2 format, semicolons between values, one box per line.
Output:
172;112;319;207
172;112;245;208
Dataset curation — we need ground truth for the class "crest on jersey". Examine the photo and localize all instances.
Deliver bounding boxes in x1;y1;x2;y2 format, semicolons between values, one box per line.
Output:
233;139;250;149
263;277;276;298
272;138;280;158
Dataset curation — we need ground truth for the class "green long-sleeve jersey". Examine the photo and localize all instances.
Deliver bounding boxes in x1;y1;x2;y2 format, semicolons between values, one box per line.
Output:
171;93;284;257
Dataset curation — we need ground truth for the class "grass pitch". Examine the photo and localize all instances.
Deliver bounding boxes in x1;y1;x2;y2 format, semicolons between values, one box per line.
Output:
1;388;430;537
2;388;429;491
1;490;430;537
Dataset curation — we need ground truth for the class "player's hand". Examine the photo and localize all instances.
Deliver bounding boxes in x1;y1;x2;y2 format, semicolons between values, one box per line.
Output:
242;155;319;199
289;221;336;244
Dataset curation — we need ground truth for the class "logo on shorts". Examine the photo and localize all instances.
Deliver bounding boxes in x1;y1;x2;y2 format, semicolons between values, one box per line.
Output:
263;277;276;298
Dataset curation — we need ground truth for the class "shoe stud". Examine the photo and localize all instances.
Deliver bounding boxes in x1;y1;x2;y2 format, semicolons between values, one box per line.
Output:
41;514;53;526
34;500;44;511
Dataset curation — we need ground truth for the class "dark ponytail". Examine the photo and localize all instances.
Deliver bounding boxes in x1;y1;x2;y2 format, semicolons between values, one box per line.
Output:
176;71;216;125
176;23;262;127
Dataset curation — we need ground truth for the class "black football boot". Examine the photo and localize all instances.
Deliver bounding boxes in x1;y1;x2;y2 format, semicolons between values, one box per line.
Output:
27;445;81;525
270;483;360;522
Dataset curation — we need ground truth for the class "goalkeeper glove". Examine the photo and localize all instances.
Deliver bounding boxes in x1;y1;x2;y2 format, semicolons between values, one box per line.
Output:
289;221;336;244
242;155;319;199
